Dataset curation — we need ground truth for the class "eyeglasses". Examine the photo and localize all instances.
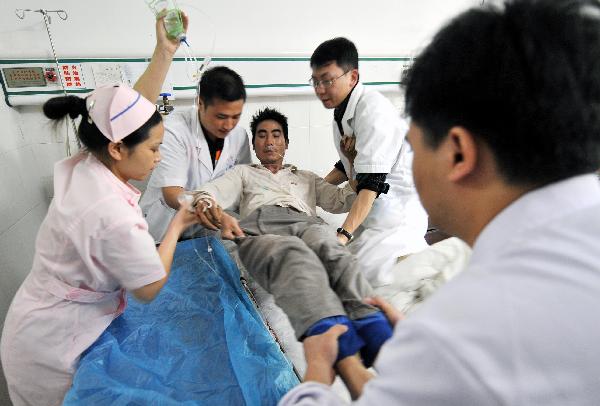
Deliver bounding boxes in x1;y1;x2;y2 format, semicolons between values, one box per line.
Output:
308;70;350;89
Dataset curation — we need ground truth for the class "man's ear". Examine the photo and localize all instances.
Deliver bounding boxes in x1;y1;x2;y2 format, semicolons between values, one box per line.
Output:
349;68;359;87
107;141;125;161
446;126;477;182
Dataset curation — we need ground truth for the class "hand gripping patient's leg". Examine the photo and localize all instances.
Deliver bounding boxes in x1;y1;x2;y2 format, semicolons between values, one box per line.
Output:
237;232;392;367
299;224;393;366
352;312;393;368
303;315;365;362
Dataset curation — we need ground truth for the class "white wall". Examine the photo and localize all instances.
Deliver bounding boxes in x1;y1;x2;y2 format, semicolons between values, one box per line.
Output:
0;102;69;404
0;1;476;59
0;0;478;403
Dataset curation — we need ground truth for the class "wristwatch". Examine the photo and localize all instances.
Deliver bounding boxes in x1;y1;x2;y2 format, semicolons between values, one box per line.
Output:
336;227;353;241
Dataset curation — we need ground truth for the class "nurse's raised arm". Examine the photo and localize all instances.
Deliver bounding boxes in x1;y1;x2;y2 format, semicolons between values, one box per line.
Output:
134;11;189;104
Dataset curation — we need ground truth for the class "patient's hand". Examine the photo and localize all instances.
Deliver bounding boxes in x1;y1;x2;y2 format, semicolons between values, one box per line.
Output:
220;213;245;240
194;198;223;231
364;297;404;327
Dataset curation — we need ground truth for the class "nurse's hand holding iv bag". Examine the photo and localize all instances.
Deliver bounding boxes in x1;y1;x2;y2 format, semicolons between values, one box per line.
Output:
135;2;188;108
145;0;189;51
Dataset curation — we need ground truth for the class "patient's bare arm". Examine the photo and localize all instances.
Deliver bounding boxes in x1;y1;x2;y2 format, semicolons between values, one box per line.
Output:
324;167;349;185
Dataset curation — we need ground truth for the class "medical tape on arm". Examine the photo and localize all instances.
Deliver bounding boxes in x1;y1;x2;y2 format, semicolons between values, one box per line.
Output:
191;191;216;212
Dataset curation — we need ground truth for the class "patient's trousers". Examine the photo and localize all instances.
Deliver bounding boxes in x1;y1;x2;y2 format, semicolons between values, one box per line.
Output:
235;206;377;338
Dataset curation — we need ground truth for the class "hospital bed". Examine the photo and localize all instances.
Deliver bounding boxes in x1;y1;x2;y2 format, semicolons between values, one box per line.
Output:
241;218;472;400
64;227;470;404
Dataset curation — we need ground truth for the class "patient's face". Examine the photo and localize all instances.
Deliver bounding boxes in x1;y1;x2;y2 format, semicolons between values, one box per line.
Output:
253;119;288;165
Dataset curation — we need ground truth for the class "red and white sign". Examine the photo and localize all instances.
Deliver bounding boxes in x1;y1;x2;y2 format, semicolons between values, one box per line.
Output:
60;64;85;88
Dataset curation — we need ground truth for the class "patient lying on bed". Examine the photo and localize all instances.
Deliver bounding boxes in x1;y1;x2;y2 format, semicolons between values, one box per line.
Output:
188;108;392;367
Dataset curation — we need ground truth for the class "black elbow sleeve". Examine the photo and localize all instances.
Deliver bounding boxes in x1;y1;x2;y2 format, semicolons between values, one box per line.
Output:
356;173;390;197
334;160;346;173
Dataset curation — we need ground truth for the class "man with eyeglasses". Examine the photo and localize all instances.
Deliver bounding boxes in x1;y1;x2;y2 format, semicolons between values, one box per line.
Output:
282;1;600;404
309;37;428;288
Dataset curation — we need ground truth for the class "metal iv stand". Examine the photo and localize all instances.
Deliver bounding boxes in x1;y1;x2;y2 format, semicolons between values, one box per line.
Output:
15;9;80;156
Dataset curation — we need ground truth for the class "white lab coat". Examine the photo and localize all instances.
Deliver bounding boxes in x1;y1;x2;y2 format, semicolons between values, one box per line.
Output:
334;83;428;287
0;153;165;406
140;107;252;242
279;174;600;406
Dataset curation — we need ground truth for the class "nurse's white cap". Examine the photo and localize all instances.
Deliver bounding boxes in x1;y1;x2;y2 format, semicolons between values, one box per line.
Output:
85;84;156;143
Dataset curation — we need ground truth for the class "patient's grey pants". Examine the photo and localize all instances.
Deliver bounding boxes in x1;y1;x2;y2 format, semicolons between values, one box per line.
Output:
235;206;377;338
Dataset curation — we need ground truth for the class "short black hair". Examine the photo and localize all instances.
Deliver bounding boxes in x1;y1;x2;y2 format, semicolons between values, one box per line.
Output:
198;66;246;106
310;37;359;71
250;107;289;145
403;0;600;187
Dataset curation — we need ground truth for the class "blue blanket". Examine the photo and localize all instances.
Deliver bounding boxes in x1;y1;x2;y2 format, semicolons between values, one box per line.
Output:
64;237;299;405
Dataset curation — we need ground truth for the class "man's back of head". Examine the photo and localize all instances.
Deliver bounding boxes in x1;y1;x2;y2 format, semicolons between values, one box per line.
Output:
403;0;600;188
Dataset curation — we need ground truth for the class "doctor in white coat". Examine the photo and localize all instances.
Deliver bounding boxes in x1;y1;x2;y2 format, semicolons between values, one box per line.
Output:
135;17;251;242
309;37;428;287
138;82;251;241
280;2;600;403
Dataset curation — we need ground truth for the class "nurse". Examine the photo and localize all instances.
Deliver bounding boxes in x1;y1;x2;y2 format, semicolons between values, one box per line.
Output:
309;37;428;287
0;84;197;406
136;16;252;242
